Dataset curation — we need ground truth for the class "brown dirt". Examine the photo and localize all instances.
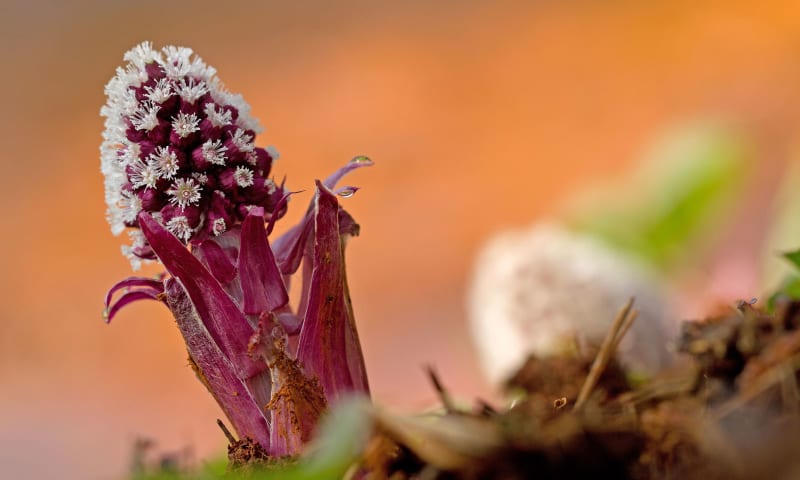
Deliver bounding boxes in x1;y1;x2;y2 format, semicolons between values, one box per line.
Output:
360;299;800;479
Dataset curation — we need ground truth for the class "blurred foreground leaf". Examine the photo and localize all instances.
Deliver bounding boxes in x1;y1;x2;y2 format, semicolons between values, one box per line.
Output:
767;275;800;311
766;250;800;311
759;162;800;305
784;249;800;270
250;395;372;480
132;396;371;480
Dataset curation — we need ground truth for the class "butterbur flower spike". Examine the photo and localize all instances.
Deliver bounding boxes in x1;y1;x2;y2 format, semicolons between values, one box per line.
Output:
101;42;372;456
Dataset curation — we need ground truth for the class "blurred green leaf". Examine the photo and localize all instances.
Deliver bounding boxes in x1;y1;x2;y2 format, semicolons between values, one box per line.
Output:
758;162;800;298
201;457;229;477
569;124;748;270
765;250;800;312
767;275;800;311
784;249;800;270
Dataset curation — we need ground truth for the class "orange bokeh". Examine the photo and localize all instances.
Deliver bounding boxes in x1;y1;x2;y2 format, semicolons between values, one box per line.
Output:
2;1;799;478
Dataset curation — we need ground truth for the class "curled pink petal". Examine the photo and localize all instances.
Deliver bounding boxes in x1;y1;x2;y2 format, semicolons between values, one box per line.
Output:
323;155;373;189
273;158;372;275
104;276;164;310
104;289;164;323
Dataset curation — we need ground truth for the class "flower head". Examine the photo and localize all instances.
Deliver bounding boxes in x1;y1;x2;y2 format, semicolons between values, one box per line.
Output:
101;42;281;268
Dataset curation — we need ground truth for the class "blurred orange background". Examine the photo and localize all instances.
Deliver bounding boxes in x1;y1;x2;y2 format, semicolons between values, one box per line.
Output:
2;1;800;478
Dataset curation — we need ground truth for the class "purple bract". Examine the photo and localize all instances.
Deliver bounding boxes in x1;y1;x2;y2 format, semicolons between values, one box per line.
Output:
101;42;371;456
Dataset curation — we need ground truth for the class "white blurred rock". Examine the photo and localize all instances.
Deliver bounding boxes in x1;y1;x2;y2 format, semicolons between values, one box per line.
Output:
468;223;674;385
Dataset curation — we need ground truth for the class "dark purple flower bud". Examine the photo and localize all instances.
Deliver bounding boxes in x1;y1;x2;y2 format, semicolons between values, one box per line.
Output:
179;99;201;116
144;61;162;80
147;120;171;144
156;95;180;120
245;175;277;205
216;167;238;192
125;125;149;143
205;191;234;237
198;103;228;140
252;147;274;177
137;187;164;211
169;112;201;148
189;143;215;171
222;128;255;165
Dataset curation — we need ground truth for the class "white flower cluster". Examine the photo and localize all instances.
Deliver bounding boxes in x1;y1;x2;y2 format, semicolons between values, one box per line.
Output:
100;42;280;269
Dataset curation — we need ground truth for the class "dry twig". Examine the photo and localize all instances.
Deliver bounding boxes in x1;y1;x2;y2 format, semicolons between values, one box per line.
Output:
574;297;636;411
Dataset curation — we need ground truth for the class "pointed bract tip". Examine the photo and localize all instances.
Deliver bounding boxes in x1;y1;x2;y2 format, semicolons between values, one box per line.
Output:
349;155;373;166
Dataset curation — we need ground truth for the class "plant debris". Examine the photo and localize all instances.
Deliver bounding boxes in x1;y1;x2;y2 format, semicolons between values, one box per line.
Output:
356;298;800;479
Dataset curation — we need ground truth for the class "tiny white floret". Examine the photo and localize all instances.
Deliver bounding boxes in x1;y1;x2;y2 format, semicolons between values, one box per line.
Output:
119;190;143;223
151;146;179;179
212;218;227;236
234;166;254;188
201;139;228;165
172;112;200;138
130;102;160;132
231;128;254;153
203;103;232;128
166;215;193;241
145;78;173;104
264;179;277;195
130;158;161;189
162;46;194;79
167;177;202;208
177;78;209;103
